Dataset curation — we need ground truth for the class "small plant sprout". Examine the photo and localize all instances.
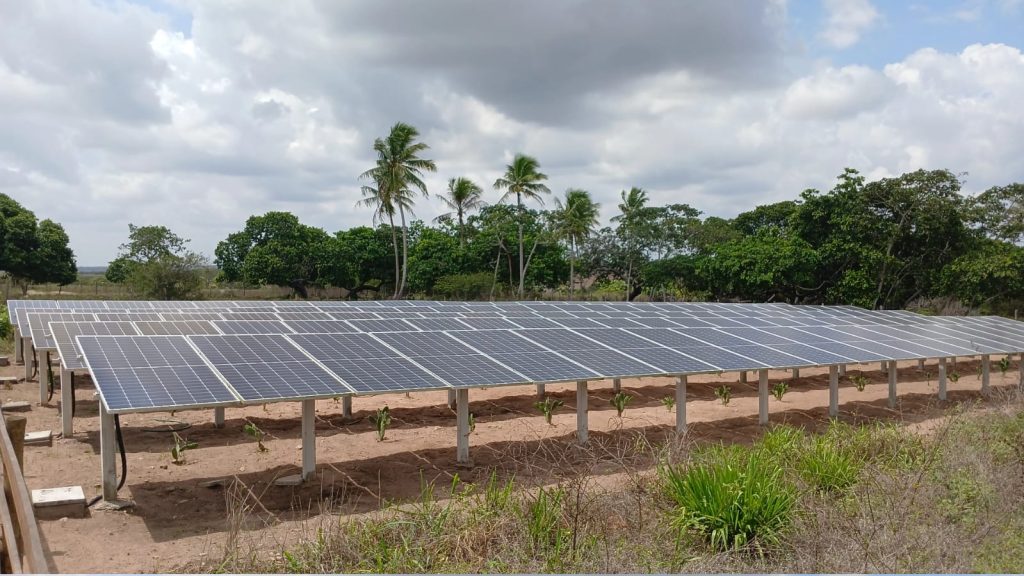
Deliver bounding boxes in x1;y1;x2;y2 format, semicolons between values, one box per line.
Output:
332;396;340;403
170;432;197;465
535;397;564;425
772;381;789;401
610;391;633;417
243;421;268;452
715;384;732;406
998;356;1011;376
369;406;392;441
468;412;476;434
662;396;676;411
852;375;869;392
950;371;961;383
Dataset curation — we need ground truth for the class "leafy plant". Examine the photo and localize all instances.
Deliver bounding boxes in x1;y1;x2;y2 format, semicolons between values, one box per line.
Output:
714;384;732;406
610;391;633;417
661;449;796;551
526;485;568;554
661;396;676;411
243;421;268;452
170;432;197;465
950;371;961;383
998;356;1011;376
468;412;476;434
370;406;392;441
851;375;869;392
535;397;564;425
798;436;862;493
772;381;789;401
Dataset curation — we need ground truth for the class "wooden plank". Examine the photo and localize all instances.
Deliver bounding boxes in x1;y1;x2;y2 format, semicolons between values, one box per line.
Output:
0;411;47;573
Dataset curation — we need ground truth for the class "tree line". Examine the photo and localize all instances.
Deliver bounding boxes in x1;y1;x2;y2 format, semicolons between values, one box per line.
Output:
55;120;1023;311
0;193;76;297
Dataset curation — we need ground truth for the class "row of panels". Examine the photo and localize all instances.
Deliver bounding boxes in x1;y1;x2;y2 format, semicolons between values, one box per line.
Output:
78;314;1024;414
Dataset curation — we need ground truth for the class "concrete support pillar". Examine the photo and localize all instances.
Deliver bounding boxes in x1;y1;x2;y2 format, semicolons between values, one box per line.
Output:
739;371;747;383
888;361;898;409
758;369;769;426
839;364;847;376
536;383;546;398
917;358;925;370
675;376;687;433
342;396;352;418
13;327;22;365
23;339;32;381
612;378;621;393
301;399;315;480
982;355;990;394
213;407;225;428
99;403;117;501
828;365;839;418
880;361;888;372
938;357;947;401
791;368;799;379
576;381;589;445
60;368;73;437
447;389;456;410
1018;353;1023;391
456;388;470;464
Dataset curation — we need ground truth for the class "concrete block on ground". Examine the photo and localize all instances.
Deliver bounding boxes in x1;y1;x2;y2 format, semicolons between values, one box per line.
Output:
0;376;18;387
24;430;52;446
274;474;303;487
0;356;9;366
32;486;86;519
1;400;31;412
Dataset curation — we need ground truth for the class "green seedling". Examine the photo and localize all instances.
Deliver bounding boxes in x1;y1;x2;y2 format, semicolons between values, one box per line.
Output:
998;357;1011;376
852;375;869;392
170;432;197;465
772;381;789;401
243;421;268;452
535;397;563;425
610;391;633;417
715;384;732;406
949;371;961;383
662;396;676;411
370;406;392;441
469;412;476;434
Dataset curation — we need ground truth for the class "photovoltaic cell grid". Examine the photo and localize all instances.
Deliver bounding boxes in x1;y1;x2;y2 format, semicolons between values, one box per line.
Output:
50;321;139;371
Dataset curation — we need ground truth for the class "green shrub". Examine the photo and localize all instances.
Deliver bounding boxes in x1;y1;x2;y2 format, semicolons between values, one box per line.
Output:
433;272;494;299
798;435;862;493
851;375;869;392
610;391;632;417
535;397;563;425
661;448;795;551
0;304;10;340
661;396;676;411
760;425;804;460
772;381;789;401
370;406;391;441
714;385;732;406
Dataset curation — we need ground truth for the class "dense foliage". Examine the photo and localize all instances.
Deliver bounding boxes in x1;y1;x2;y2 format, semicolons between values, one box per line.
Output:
106;224;208;300
0;193;76;294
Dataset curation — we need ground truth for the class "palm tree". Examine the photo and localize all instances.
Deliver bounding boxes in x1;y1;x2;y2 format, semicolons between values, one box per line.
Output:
611;187;649;300
360;122;436;298
355;177;400;296
494;154;550;297
435;177;485;246
553;188;600;300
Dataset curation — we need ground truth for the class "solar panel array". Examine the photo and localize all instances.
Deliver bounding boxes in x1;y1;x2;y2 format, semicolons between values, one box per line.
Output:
9;299;1024;415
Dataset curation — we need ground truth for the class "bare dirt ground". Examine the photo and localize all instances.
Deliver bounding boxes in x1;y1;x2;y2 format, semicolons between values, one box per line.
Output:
2;355;1015;573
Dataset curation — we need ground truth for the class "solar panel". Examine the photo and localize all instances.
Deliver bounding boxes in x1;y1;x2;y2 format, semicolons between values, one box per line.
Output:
288;333;450;393
212;320;293;335
136;320;220;335
189;334;351;401
159;312;225;322
404;318;472;331
374;331;529;387
445;330;602;382
50;321;139;371
283;320;358;334
220;312;281;321
95;313;164;322
276;312;334;321
28;313;97;349
347;318;418;332
78;335;238;413
515;328;664;377
456;317;521;330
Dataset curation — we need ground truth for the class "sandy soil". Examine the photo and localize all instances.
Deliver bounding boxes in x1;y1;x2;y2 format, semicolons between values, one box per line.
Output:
2;355;1017;573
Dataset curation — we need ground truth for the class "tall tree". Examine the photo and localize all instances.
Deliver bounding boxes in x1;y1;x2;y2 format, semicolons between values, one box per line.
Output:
494;154;550;297
435;177;484;246
611;187;648;300
107;224;206;300
0;194;77;295
552;188;600;299
356;176;401;297
361;122;436;299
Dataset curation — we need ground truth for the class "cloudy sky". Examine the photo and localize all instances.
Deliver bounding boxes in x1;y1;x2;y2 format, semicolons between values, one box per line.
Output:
1;0;1023;265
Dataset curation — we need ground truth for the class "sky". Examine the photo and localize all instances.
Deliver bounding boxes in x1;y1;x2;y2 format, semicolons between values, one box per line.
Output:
1;0;1023;266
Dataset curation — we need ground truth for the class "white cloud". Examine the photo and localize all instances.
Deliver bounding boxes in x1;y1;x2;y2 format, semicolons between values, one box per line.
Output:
819;0;880;49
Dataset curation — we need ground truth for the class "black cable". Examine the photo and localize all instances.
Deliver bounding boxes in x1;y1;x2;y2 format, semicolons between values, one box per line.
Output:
87;414;127;507
70;373;76;418
29;344;37;380
46;352;54;402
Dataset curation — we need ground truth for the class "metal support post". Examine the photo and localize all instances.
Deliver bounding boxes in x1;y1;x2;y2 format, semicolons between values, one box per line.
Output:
342;396;352;418
301;399;315;480
456;388;470;464
938;357;947;400
828;365;839;417
982;355;990;394
60;368;74;437
100;403;117;501
758;369;769;425
675;376;687;433
576;380;588;445
612;378;621;393
888;361;898;408
214;407;225;428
